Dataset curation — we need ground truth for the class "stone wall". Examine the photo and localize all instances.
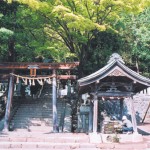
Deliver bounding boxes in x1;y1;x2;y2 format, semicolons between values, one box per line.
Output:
124;93;150;124
98;93;150;125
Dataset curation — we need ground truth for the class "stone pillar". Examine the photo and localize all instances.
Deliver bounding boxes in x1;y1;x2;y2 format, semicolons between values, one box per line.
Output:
93;94;98;133
120;99;123;120
89;101;93;132
82;115;86;131
77;113;82;131
17;79;22;96
129;97;138;133
3;75;14;132
147;87;150;95
67;80;71;98
52;69;58;132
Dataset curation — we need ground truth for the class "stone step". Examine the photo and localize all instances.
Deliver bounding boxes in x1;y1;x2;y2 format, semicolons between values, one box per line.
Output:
11;117;52;123
17;107;62;110
10;123;53;127
17;104;63;107
12;112;62;116
19;100;62;103
11;128;53;132
11;116;61;120
14;113;62;115
11;126;51;129
14;111;53;113
10;122;50;125
14;113;62;116
17;107;53;109
0;142;93;149
18;103;63;106
11;118;52;120
10;92;65;132
14;109;62;113
19;103;62;105
11;119;56;123
0;140;148;150
11;120;52;123
12;115;55;118
15;110;62;112
0;133;89;143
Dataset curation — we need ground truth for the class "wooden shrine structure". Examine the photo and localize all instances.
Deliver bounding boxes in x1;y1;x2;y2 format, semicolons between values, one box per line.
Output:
0;62;79;132
78;53;150;133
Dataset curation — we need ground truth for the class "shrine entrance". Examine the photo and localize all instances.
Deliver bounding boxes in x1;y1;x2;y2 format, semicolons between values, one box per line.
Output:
77;53;150;134
0;62;79;132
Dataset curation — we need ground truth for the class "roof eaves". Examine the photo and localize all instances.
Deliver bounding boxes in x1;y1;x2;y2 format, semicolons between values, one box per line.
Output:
117;61;150;86
78;60;117;86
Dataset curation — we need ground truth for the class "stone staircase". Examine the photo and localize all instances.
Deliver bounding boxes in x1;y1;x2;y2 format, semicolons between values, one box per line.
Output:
0;132;91;149
9;97;64;133
9;82;68;133
0;132;150;150
124;94;150;124
1;85;150;149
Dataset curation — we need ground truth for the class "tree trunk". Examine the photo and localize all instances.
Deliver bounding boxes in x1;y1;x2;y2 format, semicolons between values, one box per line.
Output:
8;38;15;62
135;57;139;73
78;44;89;78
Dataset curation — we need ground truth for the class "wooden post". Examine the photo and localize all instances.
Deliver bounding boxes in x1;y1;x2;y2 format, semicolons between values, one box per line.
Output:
120;99;123;120
82;115;86;131
52;69;58;132
130;97;138;133
93;94;98;133
89;101;93;132
142;101;150;123
3;75;14;132
67;80;71;98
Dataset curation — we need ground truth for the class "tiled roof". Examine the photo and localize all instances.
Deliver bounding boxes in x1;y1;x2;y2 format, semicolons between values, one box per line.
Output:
78;53;150;94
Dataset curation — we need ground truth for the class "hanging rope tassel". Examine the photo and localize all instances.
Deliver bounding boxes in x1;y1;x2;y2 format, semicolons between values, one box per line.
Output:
22;78;25;84
29;79;32;86
22;78;28;85
16;76;19;84
32;79;35;86
37;79;43;85
46;78;51;84
25;78;28;85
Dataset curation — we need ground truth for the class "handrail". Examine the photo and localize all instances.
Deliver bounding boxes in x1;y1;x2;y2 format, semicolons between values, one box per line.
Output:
142;101;150;123
59;99;66;132
0;91;8;119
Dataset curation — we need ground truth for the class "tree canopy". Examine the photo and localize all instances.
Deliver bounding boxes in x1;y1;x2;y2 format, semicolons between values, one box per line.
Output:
120;7;150;76
0;0;150;77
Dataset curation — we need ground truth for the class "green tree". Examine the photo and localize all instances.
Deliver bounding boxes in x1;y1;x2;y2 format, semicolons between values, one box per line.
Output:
84;31;122;75
16;0;149;76
0;1;16;62
119;8;150;77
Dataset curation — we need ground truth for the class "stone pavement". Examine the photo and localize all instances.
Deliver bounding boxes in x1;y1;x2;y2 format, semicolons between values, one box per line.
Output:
138;122;150;135
0;121;149;150
0;130;150;150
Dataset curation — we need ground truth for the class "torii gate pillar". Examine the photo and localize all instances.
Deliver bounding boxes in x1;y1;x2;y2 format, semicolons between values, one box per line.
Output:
52;69;58;132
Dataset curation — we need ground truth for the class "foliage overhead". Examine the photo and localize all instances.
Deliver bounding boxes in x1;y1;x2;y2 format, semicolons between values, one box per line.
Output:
0;0;149;77
13;0;149;75
15;0;149;50
119;7;150;76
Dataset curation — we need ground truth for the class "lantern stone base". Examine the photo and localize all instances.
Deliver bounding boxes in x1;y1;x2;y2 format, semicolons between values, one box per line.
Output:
89;132;102;143
89;133;143;144
119;132;143;143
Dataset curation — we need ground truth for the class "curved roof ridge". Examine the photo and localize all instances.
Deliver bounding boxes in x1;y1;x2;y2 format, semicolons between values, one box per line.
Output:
78;54;150;87
107;53;125;64
118;61;150;85
78;59;116;83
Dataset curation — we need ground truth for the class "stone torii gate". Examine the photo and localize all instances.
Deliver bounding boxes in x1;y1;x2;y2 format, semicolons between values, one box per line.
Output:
77;53;150;134
0;62;79;132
